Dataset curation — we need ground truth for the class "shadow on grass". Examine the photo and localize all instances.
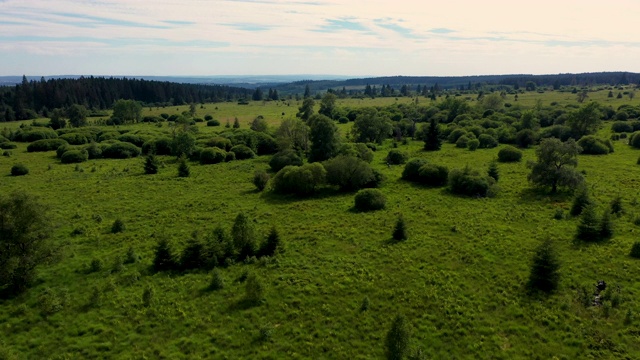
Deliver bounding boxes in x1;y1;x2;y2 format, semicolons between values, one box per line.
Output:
518;187;573;204
260;188;342;205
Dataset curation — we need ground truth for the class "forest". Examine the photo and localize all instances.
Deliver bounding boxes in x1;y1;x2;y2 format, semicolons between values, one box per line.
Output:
1;78;640;359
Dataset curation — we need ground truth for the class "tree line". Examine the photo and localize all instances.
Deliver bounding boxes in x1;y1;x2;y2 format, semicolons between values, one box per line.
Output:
0;76;251;122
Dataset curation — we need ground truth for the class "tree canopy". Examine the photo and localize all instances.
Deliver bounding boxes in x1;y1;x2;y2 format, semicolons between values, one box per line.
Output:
527;138;583;193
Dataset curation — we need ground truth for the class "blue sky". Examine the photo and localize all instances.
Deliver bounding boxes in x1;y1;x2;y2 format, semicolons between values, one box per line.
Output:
2;0;640;76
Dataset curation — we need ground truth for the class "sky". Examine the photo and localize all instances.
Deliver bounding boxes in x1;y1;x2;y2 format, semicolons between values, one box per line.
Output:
2;0;640;77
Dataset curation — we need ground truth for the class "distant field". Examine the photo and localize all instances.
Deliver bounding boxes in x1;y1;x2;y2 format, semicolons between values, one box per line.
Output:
1;89;640;359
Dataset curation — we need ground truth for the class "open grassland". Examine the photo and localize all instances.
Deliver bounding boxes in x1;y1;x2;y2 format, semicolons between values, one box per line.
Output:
1;92;640;359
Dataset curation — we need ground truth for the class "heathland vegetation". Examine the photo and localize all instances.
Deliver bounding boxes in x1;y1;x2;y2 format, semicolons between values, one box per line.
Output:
1;77;640;358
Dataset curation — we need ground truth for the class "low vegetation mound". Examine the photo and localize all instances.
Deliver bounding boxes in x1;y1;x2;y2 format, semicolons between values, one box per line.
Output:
497;146;523;162
354;189;386;212
102;142;141;159
27;139;68;152
448;166;496;197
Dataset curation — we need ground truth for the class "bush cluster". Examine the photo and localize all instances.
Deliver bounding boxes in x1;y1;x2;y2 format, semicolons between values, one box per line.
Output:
497;146;523;162
60;150;89;164
386;149;409;165
269;150;303;172
27;139;68;152
200;147;226;164
577;136;613;155
354;189;386;211
271;163;326;196
448;166;496;197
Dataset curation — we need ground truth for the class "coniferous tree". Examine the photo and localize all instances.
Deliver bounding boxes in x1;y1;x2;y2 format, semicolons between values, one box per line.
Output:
259;226;281;257
385;315;410;360
599;209;613;239
487;161;499;182
152;237;176;272
570;186;592;216
576;204;600;242
528;239;560;294
231;213;257;260
144;153;159;175
423;118;441;151
233;117;240;128
177;155;190;177
392;215;408;241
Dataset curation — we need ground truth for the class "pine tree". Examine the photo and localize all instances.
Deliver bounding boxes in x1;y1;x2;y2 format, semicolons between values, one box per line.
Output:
144;153;159;174
231;213;257;260
259;226;281;257
527;239;560;293
385;315;410;360
152;237;176;272
209;269;224;290
599;209;613;239
177;155;190;177
487;161;499;182
570;186;592;216
233;117;240;128
392;215;408;241
423;118;441;151
576;204;600;242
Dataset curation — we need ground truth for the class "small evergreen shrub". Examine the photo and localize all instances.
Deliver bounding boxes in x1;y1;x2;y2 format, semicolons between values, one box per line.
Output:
142;286;155;307
629;131;640;149
385;315;410;360
225;151;236;162
610;196;624;215
570;186;592;216
177;156;190;177
243;273;265;306
487;161;499;182
60;150;88;164
209;269;224;290
497;146;522;162
27;139;68;152
575;205;601;242
630;242;640;259
230;144;255;160
392;215;408;241
179;238;205;270
386;149;409;165
259;226;281;257
144;154;159;174
354;189;386;212
152;237;176;272
527;239;560;294
111;218;125;233
10;164;29;176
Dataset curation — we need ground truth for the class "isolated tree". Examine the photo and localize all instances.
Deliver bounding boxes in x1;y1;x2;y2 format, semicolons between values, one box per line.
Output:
423;118;441;151
144;153;159;175
569;185;592;216
67;104;88;127
244;273;265;305
308;114;340;162
385;315;410;360
233;117;240;128
297;98;316;121
576;204;600;242
487;161;499;182
576;90;589;103
303;84;311;98
112;99;142;123
275;118;310;152
231;213;257;259
527;138;583;193
318;92;337;119
528;239;560;294
171;131;196;158
250;116;268;133
567;102;601;138
0;192;53;296
600;209;614;240
252;87;263;101
152;237;176;272
259;226;281;257
480;92;504;111
392;215;408;241
49;108;67;129
177;155;190;177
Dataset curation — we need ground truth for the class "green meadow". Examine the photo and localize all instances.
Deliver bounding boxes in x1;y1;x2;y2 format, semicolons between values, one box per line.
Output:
1;89;640;359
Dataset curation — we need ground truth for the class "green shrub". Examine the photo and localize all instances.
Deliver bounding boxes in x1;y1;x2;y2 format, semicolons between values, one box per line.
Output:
385;315;410;360
497;146;522;162
225;151;235;162
177;156;190;177
152;238;176;272
10;164;29;176
206;137;232;151
2;150;11;157
448;166;495;197
60;150;88;164
59;133;90;145
27;139;68;152
0;142;17;150
575;204;601;242
102;142;141;159
269;150;303;172
253;169;270;191
13;128;58;142
448;128;468;143
612;121;634;133
539;125;573;142
254;132;278;155
111;218;125;233
117;134;146;147
515;129;536;148
478;134;498;148
230;144;255;160
324;155;375;191
528;239;560;294
630;132;640;149
467;138;480;151
456;135;472;148
243;273;265;306
180;238;205;270
97;131;119;142
200;147;226;164
354;189;386;211
401;158;428;182
417;164;449;186
386;149;409;165
570;186;592;216
392;215;408;241
207;119;221;126
577;135;612;155
271;163;326;196
84;142;103;159
209;269;224;290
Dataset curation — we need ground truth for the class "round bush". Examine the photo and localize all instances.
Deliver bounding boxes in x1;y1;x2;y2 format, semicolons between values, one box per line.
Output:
269;150;303;172
225;151;236;162
11;163;29;176
117;134;146;147
417;164;449;186
478;134;498;148
354;189;386;212
204;114;213;121
61;150;88;164
200;147;226;164
206;137;232;151
229;144;255;160
13;128;58;142
271;163;326;196
254;133;278;155
577;136;611;155
515;129;536;148
448;167;494;197
0;142;17;150
497;146;523;162
630;132;640;149
630;241;640;259
386;149;409;165
448;129;468;143
85;143;103;159
612;121;633;133
402;158;428;181
456;135;472;148
207;119;221;127
467;138;480;151
59;133;90;145
27;139;68;152
98;131;119;142
102;142;141;159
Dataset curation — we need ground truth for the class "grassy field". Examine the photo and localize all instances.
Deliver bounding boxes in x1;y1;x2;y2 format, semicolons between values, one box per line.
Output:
1;91;640;359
